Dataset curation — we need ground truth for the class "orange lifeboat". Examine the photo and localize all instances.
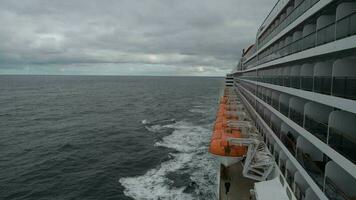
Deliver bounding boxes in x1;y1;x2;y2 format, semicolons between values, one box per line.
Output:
209;89;247;166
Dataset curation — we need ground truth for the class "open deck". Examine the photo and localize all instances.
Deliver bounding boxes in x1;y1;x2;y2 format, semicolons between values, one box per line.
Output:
219;163;255;200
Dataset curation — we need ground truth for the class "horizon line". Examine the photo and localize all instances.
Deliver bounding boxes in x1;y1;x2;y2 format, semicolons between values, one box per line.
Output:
0;73;225;78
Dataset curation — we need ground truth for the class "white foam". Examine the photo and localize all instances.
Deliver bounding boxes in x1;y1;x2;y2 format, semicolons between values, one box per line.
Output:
143;119;177;133
188;104;215;115
155;121;209;152
120;121;217;200
119;153;194;200
145;124;165;133
188;108;208;114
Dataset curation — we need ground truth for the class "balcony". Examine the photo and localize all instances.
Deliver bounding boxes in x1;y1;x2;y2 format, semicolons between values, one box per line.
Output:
244;2;356;69
316;15;336;46
294;182;306;200
313;76;331;95
304;116;328;142
240;55;356;102
324;161;356;200
332;76;356;100
335;3;356;40
324;177;353;200
296;149;325;188
258;0;320;50
238;84;356;200
328;127;356;164
281;128;297;156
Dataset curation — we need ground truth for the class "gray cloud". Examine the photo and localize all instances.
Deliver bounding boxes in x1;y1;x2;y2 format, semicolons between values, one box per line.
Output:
0;0;276;76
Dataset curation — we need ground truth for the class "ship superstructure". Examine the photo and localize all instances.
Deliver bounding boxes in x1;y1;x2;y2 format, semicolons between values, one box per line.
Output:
210;0;356;199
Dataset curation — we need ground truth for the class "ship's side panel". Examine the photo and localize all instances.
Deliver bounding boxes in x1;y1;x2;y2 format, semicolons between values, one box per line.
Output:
232;0;356;199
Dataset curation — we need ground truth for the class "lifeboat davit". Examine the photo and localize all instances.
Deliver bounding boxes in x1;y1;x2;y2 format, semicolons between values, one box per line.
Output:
209;90;247;166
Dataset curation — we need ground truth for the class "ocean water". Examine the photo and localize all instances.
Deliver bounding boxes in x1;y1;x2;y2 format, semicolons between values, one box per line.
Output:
0;75;224;200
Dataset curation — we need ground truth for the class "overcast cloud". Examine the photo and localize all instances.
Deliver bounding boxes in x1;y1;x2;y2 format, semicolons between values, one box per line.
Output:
0;0;275;76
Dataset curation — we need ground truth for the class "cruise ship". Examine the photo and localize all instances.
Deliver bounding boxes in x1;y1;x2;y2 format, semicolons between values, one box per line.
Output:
209;0;356;200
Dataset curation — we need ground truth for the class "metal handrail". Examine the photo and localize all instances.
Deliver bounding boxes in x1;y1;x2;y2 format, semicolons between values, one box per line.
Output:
328;127;356;163
325;176;352;200
245;3;356;70
259;0;319;50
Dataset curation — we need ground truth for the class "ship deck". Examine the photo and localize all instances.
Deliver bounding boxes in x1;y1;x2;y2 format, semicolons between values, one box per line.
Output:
219;162;255;200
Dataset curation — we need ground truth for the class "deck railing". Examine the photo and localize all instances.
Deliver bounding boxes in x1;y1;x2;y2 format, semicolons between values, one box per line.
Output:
258;0;320;50
239;74;356;102
328;127;356;164
244;11;356;69
304;116;328;143
324;177;353;200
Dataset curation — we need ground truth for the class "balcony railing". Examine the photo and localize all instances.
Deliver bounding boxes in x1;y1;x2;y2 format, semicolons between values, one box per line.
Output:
336;11;356;40
296;149;325;189
238;85;356;200
290;76;301;89
316;23;336;46
300;76;313;91
290;109;304;126
332;77;356;100
286;169;294;188
258;0;320;50
281;132;296;155
280;159;286;174
304;116;328;143
328;127;356;164
240;80;356;163
280;103;289;116
325;177;353;200
272;99;279;110
244;10;356;69
294;182;306;200
275;151;280;164
314;76;331;95
239;74;356;102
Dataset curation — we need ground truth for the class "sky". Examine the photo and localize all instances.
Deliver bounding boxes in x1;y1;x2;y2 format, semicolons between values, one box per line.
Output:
0;0;276;76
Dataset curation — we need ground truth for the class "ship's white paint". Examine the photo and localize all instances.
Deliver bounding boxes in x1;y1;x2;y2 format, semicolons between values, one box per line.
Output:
221;1;356;199
244;0;334;64
237;84;356;180
254;178;289;200
242;33;356;73
238;78;356;115
236;85;328;200
257;0;291;39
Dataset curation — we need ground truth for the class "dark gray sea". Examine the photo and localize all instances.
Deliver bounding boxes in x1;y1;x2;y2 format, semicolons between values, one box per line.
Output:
0;75;224;200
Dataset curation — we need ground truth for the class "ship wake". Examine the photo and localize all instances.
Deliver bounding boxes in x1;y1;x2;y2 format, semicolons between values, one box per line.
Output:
119;121;217;200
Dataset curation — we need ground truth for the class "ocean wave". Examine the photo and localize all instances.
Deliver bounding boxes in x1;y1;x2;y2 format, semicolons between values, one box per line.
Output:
188;105;214;114
141;119;176;125
119;121;217;200
155;121;209;152
145;124;165;133
119;153;194;200
188;108;208;114
141;119;149;125
143;118;176;133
